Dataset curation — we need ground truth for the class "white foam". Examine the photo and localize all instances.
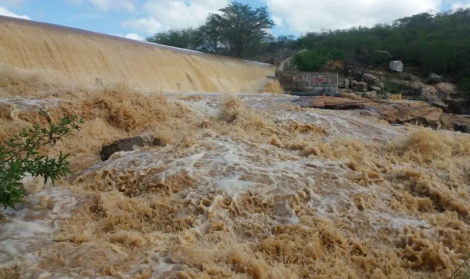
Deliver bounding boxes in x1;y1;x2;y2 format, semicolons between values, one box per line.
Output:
215;175;255;197
0;188;78;268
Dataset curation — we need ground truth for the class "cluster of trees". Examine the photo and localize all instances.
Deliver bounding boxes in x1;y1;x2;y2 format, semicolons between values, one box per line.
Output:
147;2;275;59
147;3;470;95
295;9;470;93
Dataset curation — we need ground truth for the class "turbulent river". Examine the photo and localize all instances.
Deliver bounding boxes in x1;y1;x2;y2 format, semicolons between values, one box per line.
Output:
0;15;470;279
1;66;470;279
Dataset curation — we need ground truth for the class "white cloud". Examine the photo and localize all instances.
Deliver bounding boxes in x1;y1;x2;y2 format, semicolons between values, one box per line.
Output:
123;17;163;34
112;33;145;41
68;0;137;12
263;0;442;33
125;33;144;40
123;0;228;34
451;1;470;9
0;6;29;19
272;15;283;27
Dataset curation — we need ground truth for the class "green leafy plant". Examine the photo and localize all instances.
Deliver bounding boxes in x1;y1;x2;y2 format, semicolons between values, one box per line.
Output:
0;109;83;209
291;48;345;72
384;78;412;94
459;77;470;98
451;254;470;279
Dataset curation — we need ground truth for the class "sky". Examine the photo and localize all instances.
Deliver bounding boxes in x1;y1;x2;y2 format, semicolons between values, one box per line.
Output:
0;0;469;41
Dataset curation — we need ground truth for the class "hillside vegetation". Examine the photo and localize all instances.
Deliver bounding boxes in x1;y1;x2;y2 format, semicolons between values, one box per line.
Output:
147;4;470;96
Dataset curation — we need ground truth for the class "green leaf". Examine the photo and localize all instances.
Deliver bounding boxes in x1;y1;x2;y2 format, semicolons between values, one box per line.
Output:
0;110;83;208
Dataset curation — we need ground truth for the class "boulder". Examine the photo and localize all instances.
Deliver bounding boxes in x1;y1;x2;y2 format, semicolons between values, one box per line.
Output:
447;98;470;114
344;78;351;89
305;96;470;134
362;91;377;99
339;88;354;94
421;84;439;96
420;89;447;109
448;115;470;134
363;73;379;81
100;136;145;161
428;73;444;84
410;82;447;107
455;123;470;134
411;82;438;95
351;81;368;92
369;86;382;92
99;135;165;161
338;80;345;88
434;82;457;99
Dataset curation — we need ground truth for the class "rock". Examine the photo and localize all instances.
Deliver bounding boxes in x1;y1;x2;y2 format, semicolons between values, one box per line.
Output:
390;79;410;87
306;96;470;134
351;80;357;90
374;80;385;89
339;88;353;94
344;78;350;89
420;89;447;109
308;96;444;128
448;115;470;134
397;73;420;82
420;84;439;96
369;86;382;92
447;98;470;114
338;80;345;88
100;136;145;161
411;82;437;94
351;81;368;92
410;82;448;108
363;73;379;81
362;91;377;99
455;122;470;134
428;73;444;84
435;82;457;100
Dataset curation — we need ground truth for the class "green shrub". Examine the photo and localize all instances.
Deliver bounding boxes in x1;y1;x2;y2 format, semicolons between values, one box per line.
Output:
291;48;344;72
459;77;470;98
0;109;83;209
384;79;411;94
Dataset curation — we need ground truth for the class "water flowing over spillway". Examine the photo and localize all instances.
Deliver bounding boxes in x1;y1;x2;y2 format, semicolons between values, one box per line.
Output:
0;16;275;94
1;17;470;279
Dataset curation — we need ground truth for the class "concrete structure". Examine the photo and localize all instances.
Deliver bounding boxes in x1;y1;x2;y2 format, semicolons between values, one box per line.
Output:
278;71;339;94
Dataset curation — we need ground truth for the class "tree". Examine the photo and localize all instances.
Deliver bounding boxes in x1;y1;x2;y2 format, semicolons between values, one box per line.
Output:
203;2;275;58
0;110;83;208
145;2;275;59
293;8;470;94
267;35;296;53
146;28;203;50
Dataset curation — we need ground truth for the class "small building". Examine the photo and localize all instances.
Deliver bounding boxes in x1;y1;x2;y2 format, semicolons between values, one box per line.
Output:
389;61;404;72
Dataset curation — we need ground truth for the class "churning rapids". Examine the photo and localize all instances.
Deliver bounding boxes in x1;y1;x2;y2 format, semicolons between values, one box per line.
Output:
1;67;470;279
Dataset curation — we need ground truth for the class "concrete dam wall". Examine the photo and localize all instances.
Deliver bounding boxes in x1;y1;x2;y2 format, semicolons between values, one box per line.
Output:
0;16;276;93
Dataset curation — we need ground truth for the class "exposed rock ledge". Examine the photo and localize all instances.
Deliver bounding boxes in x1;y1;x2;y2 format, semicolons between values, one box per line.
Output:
301;96;470;133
